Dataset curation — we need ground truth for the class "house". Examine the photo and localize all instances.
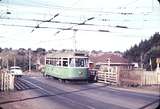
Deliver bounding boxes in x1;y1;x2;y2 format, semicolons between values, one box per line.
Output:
89;52;135;84
89;52;134;70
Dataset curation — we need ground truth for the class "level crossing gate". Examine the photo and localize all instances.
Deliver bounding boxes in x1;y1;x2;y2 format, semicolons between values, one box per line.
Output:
97;65;119;85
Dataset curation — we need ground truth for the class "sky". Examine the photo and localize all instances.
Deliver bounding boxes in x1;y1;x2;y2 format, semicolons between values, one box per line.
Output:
0;0;160;52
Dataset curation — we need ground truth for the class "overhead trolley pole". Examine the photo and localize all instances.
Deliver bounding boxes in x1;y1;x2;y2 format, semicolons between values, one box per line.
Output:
72;17;95;52
73;29;78;52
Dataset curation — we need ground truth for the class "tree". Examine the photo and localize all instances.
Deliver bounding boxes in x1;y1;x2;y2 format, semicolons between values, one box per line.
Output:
0;47;2;53
35;48;46;55
143;46;160;70
124;32;160;70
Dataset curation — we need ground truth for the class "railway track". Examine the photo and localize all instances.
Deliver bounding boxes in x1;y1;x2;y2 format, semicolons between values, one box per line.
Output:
14;77;36;91
1;76;159;109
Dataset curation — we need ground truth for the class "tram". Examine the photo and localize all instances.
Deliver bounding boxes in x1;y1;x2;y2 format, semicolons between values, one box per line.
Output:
43;51;89;80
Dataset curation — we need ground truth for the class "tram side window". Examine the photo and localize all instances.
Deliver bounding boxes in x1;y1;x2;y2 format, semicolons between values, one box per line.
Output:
69;58;75;67
58;61;61;66
51;58;57;66
50;60;53;65
63;61;68;66
63;58;68;67
56;58;62;66
46;58;57;65
46;60;50;64
58;58;62;66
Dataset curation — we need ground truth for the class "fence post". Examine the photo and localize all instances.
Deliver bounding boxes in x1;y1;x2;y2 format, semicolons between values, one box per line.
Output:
157;70;160;85
104;70;107;83
4;72;8;91
9;74;14;90
0;72;3;91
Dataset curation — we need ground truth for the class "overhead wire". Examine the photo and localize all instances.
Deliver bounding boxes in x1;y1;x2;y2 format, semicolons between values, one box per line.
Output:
29;0;81;33
1;0;153;16
0;0;159;35
0;0;157;37
0;16;145;30
0;0;159;34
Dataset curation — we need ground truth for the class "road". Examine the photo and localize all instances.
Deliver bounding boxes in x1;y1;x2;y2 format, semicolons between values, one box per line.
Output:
0;75;159;109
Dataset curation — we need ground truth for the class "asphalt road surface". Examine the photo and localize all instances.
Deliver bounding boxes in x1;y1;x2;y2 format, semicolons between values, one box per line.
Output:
0;75;159;109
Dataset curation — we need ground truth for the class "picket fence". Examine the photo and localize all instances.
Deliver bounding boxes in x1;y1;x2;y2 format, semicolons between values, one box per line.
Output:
97;65;160;86
0;69;14;91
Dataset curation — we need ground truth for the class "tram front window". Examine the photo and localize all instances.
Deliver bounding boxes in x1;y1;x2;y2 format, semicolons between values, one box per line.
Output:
46;60;49;64
69;58;88;67
75;58;88;67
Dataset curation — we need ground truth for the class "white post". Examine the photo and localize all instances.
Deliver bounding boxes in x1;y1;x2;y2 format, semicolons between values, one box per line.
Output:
1;72;3;91
9;74;14;90
14;55;16;66
115;66;119;85
4;72;7;91
156;58;160;72
29;49;31;73
0;57;2;69
156;63;159;72
105;70;107;83
7;56;9;70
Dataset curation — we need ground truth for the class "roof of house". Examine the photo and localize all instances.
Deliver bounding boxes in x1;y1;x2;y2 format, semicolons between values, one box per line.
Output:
89;52;129;64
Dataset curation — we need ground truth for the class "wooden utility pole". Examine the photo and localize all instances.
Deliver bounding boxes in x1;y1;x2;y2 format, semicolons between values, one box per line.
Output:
14;55;16;66
140;53;143;69
7;55;9;70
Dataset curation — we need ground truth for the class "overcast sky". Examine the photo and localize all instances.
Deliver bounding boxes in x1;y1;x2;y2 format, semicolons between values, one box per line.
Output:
0;0;160;51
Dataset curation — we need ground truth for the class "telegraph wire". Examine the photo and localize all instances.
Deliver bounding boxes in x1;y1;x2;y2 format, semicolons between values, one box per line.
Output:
0;0;154;16
29;0;81;33
0;17;142;30
0;23;110;33
0;0;159;34
1;13;159;23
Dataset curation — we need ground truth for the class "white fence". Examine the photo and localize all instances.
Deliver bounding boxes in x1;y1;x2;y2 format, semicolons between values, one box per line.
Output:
97;65;160;86
97;66;119;85
119;69;160;86
0;70;14;91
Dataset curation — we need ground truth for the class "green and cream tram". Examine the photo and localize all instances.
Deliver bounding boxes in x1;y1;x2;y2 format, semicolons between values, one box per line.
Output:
44;52;89;80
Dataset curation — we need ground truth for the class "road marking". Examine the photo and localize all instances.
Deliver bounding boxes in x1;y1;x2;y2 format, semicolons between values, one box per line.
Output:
21;78;96;109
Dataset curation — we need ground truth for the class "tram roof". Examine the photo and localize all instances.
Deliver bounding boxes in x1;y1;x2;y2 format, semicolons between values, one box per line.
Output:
46;52;88;58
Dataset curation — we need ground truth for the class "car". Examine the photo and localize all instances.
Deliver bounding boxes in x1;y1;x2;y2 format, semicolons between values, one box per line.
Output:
9;66;23;77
